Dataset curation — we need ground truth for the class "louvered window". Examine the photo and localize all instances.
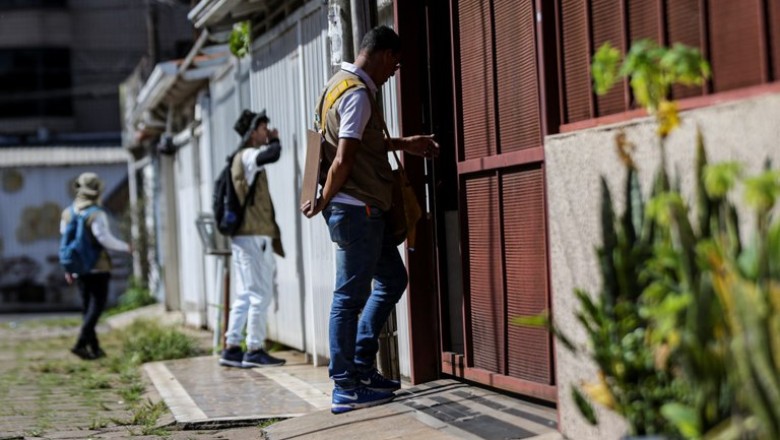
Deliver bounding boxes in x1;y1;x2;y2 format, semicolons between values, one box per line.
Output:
558;0;780;124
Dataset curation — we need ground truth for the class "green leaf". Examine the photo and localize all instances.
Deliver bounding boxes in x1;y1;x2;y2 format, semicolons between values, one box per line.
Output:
229;22;251;58
592;43;622;96
661;402;701;438
660;43;711;87
511;314;548;328
743;170;780;213
703;162;742;199
572;386;599;425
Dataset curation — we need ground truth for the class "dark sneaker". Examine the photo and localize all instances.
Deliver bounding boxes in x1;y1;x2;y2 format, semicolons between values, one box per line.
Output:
92;348;107;359
331;386;395;414
70;346;95;360
242;349;286;368
358;369;401;392
219;346;245;368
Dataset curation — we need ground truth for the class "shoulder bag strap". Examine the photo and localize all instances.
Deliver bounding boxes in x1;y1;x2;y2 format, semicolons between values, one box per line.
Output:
364;91;404;172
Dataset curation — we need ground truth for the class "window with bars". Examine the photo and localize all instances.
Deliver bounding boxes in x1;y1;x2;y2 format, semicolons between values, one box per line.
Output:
0;48;73;118
557;0;780;125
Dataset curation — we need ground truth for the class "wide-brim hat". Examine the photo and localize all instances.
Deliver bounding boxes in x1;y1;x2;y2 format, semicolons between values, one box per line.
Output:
234;109;269;145
74;172;104;197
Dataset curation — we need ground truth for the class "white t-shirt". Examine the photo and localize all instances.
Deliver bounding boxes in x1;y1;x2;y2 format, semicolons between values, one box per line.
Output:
240;145;271;184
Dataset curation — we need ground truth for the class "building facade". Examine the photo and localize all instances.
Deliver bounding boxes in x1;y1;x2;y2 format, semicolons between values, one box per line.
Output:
0;0;193;145
124;1;780;438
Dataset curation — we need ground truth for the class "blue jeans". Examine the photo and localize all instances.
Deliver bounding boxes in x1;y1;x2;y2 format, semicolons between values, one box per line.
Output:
323;202;408;390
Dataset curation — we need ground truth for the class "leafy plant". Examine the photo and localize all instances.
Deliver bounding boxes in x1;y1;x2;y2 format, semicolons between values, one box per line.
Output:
229;21;251;58
593;40;710;137
118;319;202;364
106;277;156;316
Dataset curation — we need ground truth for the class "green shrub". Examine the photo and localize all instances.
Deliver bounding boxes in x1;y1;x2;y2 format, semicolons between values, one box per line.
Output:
106;278;156;316
118;319;202;364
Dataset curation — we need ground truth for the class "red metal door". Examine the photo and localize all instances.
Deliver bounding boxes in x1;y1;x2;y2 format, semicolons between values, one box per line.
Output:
443;0;556;402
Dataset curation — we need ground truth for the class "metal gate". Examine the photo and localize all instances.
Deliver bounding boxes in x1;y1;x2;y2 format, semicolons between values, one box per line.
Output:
443;0;556;402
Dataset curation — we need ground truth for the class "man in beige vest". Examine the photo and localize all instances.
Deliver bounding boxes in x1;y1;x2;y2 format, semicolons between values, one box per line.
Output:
301;25;439;413
219;109;286;368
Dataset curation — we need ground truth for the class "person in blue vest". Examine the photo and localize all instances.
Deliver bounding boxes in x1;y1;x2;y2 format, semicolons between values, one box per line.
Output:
301;26;439;413
60;172;131;360
218;109;287;368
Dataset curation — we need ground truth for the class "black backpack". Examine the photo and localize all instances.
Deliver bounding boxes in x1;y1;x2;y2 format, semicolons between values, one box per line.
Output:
212;150;258;236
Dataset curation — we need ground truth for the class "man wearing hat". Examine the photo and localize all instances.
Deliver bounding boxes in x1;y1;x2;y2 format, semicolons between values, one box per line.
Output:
60;172;131;360
219;109;287;368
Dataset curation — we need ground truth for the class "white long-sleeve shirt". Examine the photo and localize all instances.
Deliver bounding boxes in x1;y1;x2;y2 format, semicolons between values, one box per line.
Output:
60;209;130;253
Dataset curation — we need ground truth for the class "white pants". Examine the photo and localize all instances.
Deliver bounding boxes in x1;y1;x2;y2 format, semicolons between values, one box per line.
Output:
225;235;275;351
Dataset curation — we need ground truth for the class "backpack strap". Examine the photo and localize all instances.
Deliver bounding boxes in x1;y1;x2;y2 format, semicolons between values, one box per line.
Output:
231;148;261;209
364;88;405;171
69;204;100;220
316;76;363;136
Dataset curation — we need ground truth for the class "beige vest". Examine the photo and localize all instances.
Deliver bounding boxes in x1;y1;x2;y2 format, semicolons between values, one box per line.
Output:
231;150;285;257
319;70;394;211
60;206;112;272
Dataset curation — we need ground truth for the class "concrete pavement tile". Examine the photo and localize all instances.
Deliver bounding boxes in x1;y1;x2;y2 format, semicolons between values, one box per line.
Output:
147;354;329;424
43;430;102;439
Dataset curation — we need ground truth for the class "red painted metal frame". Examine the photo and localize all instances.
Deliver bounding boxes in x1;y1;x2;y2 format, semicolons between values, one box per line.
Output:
394;0;441;385
457;147;545;175
442;352;557;402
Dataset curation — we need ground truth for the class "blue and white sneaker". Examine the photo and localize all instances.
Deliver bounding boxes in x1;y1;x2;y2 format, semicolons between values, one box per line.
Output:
242;349;286;368
358;369;401;392
218;346;245;368
331;386;395;414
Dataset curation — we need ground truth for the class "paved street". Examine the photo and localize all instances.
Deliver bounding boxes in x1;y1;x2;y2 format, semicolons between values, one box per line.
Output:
0;313;264;440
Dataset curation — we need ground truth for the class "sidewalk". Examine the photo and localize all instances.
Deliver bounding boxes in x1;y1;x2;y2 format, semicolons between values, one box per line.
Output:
146;350;561;439
0;306;563;439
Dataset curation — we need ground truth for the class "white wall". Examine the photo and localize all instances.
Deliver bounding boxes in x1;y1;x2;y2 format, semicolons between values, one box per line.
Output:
0;162;128;310
173;133;209;327
250;21;310;353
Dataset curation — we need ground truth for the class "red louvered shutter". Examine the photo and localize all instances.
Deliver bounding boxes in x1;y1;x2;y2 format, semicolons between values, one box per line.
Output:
591;0;627;115
769;0;780;81
494;0;542;152
458;0;496;160
452;0;555;401
560;0;592;123
627;0;661;43
465;175;505;373
666;0;705;99
708;0;766;92
503;166;551;383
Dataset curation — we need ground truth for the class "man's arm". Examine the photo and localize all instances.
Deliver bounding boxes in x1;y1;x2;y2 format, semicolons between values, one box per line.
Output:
300;137;360;218
254;139;282;166
388;134;440;158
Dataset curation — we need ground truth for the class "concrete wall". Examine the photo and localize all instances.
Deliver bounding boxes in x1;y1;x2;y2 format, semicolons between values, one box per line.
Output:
546;91;780;439
0;162;129;312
